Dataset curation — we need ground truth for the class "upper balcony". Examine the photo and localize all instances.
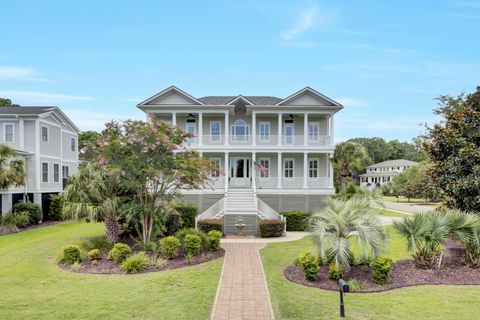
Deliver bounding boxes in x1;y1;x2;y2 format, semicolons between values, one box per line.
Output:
185;134;331;147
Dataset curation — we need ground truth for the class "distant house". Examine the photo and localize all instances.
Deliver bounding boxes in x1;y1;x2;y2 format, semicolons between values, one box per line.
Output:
359;159;418;188
0;106;80;218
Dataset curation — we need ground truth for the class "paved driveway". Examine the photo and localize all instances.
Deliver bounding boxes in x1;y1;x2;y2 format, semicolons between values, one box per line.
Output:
384;201;436;214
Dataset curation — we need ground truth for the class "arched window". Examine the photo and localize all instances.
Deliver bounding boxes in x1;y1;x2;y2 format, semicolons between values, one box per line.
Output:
231;119;249;142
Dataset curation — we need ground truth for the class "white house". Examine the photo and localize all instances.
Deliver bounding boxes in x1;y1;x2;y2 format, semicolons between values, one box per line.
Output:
137;86;342;234
359;159;418;188
0;107;80;218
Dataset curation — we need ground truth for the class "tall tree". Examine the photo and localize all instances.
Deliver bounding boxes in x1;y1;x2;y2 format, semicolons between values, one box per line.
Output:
423;87;480;211
78;131;101;161
0;144;26;189
333;142;372;191
348;137;389;163
0;98;19;107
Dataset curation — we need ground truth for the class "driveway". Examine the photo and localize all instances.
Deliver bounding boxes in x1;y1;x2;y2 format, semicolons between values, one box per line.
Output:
384;201;436;214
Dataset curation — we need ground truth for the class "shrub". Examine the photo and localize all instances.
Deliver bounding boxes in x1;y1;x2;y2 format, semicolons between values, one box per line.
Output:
107;243;132;264
175;228;209;250
164;212;181;236
328;262;345;281
296;252;319;281
3;211;30;228
13;201;42;224
185;252;194;264
159;236;180;259
49;194;64;221
197;219;223;233
175;205;197;229
207;230;222;251
259;220;285;237
79;236;113;252
87;249;101;261
370;256;393;284
121;252;149;273
184;234;202;256
61;245;81;265
347;278;365;291
282;210;312;231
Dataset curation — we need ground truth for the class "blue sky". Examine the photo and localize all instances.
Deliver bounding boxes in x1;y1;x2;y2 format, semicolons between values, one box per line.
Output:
1;0;479;142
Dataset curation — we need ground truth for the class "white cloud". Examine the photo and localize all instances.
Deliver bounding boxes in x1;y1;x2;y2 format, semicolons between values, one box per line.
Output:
64;109;144;132
0;66;41;80
0;90;93;103
334;97;369;107
281;5;323;40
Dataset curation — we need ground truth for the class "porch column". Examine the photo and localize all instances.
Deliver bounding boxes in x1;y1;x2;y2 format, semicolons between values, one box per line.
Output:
171;112;177;126
329;115;334;145
304;113;309;146
252;152;256;191
277;152;282;188
224;112;229;146
224;152;229;191
277;113;282;146
198;112;203;146
329;153;334;188
252;111;256;145
303;152;308;188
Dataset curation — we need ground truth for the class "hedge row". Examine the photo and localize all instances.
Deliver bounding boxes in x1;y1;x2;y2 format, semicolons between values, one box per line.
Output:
281;210;312;231
259;220;285;237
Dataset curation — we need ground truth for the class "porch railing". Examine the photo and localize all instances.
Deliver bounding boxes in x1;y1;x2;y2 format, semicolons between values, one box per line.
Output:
195;198;225;228
182;134;331;147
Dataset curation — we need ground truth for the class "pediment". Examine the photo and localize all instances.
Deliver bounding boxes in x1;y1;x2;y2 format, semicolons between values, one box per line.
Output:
139;86;203;106
277;87;341;107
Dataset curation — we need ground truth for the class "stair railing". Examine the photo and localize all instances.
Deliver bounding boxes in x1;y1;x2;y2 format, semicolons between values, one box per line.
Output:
195;198;225;229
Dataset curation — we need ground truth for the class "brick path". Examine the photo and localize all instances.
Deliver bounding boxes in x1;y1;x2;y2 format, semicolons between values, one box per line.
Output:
210;243;274;320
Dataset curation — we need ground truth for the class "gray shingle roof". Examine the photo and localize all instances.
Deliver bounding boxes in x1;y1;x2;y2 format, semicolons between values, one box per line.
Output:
0;106;56;115
366;159;418;168
198;96;282;105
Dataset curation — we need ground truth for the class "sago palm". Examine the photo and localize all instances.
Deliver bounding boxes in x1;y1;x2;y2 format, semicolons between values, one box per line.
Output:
0;144;26;189
309;197;388;270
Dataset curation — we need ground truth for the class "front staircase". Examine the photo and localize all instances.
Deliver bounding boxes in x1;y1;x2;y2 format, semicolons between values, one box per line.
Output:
195;188;285;235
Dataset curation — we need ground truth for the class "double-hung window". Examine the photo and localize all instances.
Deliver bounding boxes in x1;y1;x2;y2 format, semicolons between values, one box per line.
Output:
62;165;70;178
283;120;294;144
42;162;49;182
284;159;294;178
259;158;270;178
41;126;49;142
210;158;221;178
309;159;319;178
259;121;270;142
71;137;76;152
308;122;320;142
4;124;14;143
53;163;60;182
210;121;221;142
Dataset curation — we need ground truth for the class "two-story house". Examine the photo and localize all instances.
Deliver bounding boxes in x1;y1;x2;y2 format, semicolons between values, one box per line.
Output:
137;86;343;235
359;159;418;188
0;106;80;219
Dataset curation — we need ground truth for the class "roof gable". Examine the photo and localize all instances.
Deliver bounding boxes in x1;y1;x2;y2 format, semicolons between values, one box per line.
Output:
276;87;342;107
139;86;204;106
226;95;254;106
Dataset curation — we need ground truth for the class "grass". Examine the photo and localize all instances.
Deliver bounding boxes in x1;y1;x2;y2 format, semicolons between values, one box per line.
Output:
383;196;440;205
373;207;412;218
261;226;480;320
0;221;222;320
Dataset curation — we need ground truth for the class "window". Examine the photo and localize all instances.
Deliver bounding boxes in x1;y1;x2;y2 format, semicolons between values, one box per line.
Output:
284;159;294;178
210;121;221;142
53;163;59;182
308;122;320;142
283;121;294;144
231;119;249;142
62;165;69;178
4;124;14;143
42;162;49;182
210;158;221;178
259;121;270;142
185;119;196;135
309;159;319;178
71;137;76;152
41;126;49;142
259;158;270;178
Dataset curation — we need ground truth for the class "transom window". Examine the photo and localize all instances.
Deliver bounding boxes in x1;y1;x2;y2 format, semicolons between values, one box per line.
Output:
4;124;14;143
41;126;49;142
53;163;60;182
259;121;270;142
231;119;249;142
309;159;319;178
284;159;294;178
259;158;270;178
210;158;221;178
309;122;320;142
210;121;221;142
42;162;49;182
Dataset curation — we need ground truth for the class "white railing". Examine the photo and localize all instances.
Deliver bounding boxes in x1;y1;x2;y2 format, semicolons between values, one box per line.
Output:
307;177;330;188
257;198;284;221
282;177;304;189
255;177;331;189
195;198;225;228
182;134;331;147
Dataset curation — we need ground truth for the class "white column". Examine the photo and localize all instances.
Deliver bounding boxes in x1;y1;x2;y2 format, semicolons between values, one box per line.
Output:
329;153;334;188
303;152;308;188
252;111;256;145
329;115;334;145
224;112;229;146
277;152;282;188
252;152;256;191
198;112;203;146
19;119;24;150
172;113;177;126
224;152;229;191
277;113;282;146
304;113;308;146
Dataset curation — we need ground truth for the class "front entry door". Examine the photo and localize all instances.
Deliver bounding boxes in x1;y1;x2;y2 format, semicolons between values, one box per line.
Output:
230;157;251;187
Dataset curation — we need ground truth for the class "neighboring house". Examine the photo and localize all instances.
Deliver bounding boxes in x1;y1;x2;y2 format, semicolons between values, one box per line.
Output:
138;86;343;235
359;159;418;188
0;107;80;218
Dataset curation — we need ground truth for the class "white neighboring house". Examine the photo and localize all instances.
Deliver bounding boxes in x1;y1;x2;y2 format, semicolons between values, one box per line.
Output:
359;159;418;188
137;86;343;235
0;106;80;218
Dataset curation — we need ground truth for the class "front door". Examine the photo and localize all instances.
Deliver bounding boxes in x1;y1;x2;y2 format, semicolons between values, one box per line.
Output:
230;157;251;187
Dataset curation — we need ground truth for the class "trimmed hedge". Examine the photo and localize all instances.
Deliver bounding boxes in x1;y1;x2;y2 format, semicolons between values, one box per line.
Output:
295;252;319;281
159;236;180;259
370;256;393;284
107;243;132;264
197;219;223;233
61;245;81;265
175;205;197;229
184;234;202;256
259;220;285;238
281;210;312;231
207;230;222;251
13;201;42;224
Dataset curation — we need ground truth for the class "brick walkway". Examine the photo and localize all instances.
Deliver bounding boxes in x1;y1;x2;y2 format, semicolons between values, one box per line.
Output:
211;243;274;320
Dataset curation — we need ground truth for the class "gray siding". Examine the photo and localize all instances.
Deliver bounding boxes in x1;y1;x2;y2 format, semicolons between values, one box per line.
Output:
24;121;36;153
62;131;78;161
39;121;61;157
0;120;20;149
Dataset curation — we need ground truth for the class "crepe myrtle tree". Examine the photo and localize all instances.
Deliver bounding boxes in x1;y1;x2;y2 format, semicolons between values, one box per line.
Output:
88;120;216;246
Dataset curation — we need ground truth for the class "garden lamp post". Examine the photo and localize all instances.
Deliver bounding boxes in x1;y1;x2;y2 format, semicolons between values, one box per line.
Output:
338;278;349;318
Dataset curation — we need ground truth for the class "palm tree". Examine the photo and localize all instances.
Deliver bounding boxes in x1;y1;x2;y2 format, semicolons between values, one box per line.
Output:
0;144;26;189
63;163;124;243
309;197;388;270
333;142;371;191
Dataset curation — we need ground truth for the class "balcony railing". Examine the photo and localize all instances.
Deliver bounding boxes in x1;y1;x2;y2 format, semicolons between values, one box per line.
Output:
255;177;330;189
183;134;331;147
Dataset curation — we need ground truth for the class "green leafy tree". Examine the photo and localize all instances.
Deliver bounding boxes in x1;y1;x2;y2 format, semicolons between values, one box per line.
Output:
78;131;101;161
349;137;427;163
348;137;390;163
333;142;372;191
422;87;480;211
0;98;19;107
0;144;26;189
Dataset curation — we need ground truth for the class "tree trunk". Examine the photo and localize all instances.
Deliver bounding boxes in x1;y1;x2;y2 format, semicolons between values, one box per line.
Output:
104;215;120;244
341;177;347;192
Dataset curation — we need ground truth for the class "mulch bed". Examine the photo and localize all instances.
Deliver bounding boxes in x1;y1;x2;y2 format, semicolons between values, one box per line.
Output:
0;221;62;236
284;240;480;293
60;247;225;275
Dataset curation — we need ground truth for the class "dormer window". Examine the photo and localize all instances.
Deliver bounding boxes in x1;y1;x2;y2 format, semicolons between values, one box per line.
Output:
231;119;249;142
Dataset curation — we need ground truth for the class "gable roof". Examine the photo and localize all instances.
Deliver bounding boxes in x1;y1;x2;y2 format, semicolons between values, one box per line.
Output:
138;85;205;106
0;106;80;132
366;159;418;168
276;87;342;106
198;96;282;105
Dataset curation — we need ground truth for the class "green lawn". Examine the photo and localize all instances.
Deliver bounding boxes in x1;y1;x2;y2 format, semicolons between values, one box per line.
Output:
261;227;480;320
373;207;412;218
383;196;440;206
0;221;222;320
